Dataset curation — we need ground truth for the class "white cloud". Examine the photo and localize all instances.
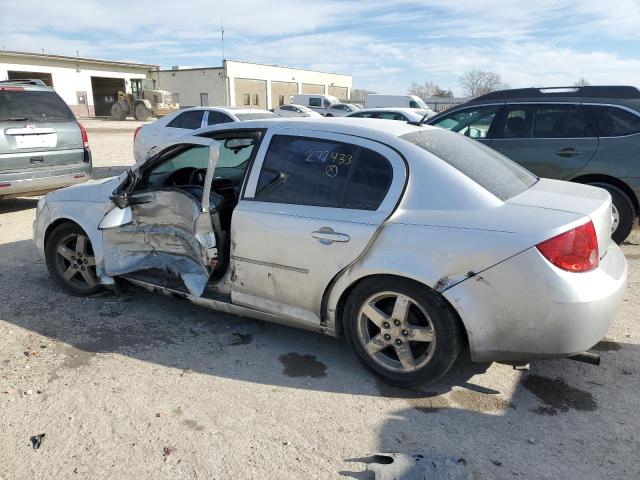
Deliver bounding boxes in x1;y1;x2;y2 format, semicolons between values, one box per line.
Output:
1;0;639;94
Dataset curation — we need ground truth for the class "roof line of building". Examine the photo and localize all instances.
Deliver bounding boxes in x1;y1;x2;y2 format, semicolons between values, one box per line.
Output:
0;49;158;69
158;59;350;77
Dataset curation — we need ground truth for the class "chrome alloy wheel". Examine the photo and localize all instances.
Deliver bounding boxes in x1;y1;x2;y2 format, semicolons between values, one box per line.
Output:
53;232;97;289
611;202;620;233
356;291;436;373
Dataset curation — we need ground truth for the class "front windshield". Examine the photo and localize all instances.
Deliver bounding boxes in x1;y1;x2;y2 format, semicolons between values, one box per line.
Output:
411;97;429;109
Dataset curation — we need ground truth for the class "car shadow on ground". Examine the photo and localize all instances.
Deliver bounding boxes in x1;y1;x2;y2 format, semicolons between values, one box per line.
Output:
1;237;638;479
0;197;39;214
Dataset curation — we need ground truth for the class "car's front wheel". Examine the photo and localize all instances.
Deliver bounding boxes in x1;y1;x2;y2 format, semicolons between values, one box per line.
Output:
343;277;463;386
45;223;102;296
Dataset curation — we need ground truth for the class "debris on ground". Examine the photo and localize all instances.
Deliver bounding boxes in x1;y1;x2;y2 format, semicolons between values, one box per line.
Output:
163;446;176;457
361;453;472;480
30;434;45;450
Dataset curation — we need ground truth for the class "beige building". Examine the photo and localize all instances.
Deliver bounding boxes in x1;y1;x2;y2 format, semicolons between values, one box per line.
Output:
0;50;157;117
154;60;352;110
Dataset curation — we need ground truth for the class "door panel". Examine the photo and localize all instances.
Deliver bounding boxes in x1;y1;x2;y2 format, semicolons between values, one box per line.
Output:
490;104;597;179
102;190;215;296
231;129;406;322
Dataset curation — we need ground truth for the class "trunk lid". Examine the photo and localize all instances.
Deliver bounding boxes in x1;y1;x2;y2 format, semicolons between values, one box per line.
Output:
507;178;612;255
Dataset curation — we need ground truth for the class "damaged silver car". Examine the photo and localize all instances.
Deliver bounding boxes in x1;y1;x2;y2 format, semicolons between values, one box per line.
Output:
34;118;627;385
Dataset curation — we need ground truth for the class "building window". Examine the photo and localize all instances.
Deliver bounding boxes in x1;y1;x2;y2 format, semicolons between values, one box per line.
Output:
243;93;251;106
279;95;285;106
253;94;259;105
172;93;180;104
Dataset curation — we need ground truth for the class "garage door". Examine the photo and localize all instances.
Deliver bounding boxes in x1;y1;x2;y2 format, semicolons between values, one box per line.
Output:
8;71;53;87
301;83;324;94
91;77;125;117
235;78;267;109
271;81;297;107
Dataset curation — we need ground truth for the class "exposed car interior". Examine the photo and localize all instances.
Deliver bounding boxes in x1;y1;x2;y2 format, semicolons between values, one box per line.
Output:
134;131;263;279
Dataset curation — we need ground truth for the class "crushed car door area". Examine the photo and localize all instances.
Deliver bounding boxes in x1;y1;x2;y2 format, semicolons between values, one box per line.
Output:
100;140;219;297
231;128;406;327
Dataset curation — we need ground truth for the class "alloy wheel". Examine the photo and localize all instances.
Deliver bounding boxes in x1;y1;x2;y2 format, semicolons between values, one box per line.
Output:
356;291;436;373
53;232;97;289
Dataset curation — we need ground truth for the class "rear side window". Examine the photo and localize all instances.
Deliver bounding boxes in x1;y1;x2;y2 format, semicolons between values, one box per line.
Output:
0;90;75;123
255;135;392;209
586;105;640;137
207;111;233;126
502;105;570;138
308;97;322;107
167;110;204;129
402;129;537;200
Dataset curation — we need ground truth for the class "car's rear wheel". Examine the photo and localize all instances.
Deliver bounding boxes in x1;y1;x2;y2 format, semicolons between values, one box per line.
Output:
343;277;462;386
45;223;102;296
590;183;634;244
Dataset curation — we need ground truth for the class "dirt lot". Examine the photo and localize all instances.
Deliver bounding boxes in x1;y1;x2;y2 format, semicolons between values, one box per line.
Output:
0;119;638;479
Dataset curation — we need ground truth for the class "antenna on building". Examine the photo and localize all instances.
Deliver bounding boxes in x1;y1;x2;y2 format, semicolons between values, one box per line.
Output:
220;18;225;63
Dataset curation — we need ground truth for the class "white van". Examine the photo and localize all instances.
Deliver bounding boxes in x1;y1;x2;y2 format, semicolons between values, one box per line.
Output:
365;94;435;113
290;94;340;116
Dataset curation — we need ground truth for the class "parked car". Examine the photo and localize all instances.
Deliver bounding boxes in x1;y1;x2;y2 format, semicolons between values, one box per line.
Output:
426;86;640;243
290;94;340;116
0;79;91;199
34;118;626;386
365;94;436;114
325;103;360;117
133;106;276;162
346;107;434;122
274;104;322;118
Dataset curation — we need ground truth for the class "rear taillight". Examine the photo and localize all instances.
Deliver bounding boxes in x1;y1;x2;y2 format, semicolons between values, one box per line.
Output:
536;221;599;273
0;86;24;91
78;122;89;149
134;126;142;141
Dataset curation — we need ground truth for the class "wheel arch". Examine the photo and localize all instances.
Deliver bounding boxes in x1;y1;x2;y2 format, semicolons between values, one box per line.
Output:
44;218;82;248
570;173;638;214
327;273;469;348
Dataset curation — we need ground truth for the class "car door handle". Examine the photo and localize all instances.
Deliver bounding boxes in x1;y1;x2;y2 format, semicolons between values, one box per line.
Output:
311;227;350;244
557;147;582;158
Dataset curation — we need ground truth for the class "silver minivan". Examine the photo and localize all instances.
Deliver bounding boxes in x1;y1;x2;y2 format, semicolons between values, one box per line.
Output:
0;80;91;199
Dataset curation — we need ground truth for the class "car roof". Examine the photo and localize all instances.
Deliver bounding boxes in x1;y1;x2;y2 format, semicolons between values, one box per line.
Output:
354;107;422;113
175;106;272;114
450;85;640;110
0;80;54;92
193;116;431;139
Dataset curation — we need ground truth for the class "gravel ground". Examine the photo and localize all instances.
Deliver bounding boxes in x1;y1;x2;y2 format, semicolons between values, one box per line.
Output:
0;122;638;479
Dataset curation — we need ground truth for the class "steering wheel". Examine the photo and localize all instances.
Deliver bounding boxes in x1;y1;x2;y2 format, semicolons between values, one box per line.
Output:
166;167;196;186
188;168;208;186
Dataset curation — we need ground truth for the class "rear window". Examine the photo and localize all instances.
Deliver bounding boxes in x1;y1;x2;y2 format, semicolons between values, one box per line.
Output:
586;105;640;137
0;90;75;123
234;112;276;121
401;129;537;200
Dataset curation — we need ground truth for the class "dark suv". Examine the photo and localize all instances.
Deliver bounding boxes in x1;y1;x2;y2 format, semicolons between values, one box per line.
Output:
426;86;640;243
0;79;91;199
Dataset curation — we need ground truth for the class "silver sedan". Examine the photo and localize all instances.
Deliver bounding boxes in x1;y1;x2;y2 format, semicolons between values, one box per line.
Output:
33;118;627;385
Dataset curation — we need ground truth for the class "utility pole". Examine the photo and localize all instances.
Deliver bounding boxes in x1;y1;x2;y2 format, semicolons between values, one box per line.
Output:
220;19;225;63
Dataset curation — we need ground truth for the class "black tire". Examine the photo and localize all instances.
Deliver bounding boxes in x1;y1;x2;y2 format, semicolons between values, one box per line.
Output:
110;102;126;121
325;113;333;117
134;103;150;121
45;223;103;296
590;183;635;244
343;276;463;386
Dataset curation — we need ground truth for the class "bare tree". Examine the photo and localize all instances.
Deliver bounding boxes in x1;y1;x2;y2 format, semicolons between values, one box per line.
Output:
574;77;591;87
351;88;376;102
408;80;440;99
432;86;454;98
459;70;504;98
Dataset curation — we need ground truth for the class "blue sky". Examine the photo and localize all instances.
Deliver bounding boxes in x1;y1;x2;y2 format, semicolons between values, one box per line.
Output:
1;0;640;96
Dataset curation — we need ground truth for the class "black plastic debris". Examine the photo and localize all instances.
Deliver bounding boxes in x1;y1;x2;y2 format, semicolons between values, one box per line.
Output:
30;434;45;450
359;453;471;479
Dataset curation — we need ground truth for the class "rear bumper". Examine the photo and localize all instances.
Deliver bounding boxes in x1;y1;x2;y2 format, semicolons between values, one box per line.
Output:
0;162;91;198
444;242;627;362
